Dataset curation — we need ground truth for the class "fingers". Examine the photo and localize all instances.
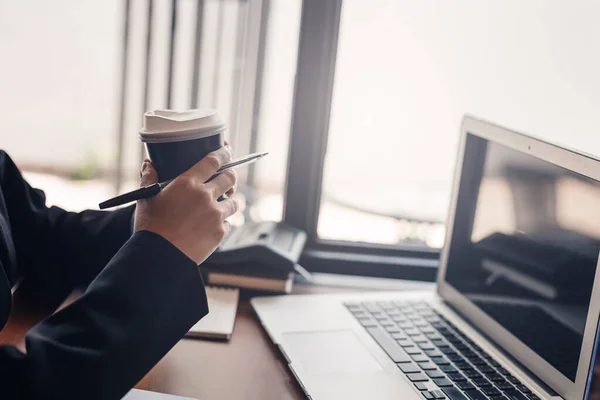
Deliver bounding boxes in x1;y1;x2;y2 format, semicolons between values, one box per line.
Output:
218;197;241;220
140;160;158;187
183;146;233;183
207;169;238;198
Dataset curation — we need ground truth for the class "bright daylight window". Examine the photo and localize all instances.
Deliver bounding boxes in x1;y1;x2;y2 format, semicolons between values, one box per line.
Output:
319;0;600;249
1;1;121;210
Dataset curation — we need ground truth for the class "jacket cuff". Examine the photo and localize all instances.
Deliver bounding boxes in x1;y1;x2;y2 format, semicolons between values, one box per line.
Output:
87;230;209;321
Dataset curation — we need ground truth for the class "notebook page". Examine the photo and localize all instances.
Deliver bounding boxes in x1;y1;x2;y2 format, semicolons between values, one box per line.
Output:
187;286;239;339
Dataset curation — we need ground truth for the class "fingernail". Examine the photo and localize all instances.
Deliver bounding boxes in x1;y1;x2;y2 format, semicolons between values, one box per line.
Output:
141;160;149;173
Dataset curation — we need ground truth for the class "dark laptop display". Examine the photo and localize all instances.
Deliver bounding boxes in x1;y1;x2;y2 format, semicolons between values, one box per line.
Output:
445;134;600;382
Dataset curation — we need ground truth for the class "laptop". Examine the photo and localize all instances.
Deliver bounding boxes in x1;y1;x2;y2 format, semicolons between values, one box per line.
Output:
251;116;600;400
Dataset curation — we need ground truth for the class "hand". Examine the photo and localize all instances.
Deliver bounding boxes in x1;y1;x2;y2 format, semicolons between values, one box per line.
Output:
134;146;240;264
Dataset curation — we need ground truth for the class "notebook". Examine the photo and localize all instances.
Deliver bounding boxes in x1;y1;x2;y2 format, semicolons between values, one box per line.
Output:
186;286;239;340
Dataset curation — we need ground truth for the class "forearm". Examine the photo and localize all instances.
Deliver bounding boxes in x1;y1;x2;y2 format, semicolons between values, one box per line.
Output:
0;151;136;288
0;231;208;400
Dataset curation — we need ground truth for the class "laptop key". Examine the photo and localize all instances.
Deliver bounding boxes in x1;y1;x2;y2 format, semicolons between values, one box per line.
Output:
419;343;437;350
407;372;429;382
470;357;486;366
462;351;477;359
486;373;504;382
365;327;412;363
465;390;487;400
415;383;429;391
441;347;458;355
423;390;436;399
413;354;430;362
432;357;450;365
420;362;438;371
362;302;382;313
426;350;444;358
399;363;422;374
405;347;424;355
504;390;528;400
406;328;421;336
447;354;464;363
441;387;469;400
391;332;406;339
482;387;501;396
448;373;466;382
398;339;415;347
440;365;458;373
507;376;521;385
385;325;402;334
413;335;430;343
457;381;476;391
472;378;492;387
495;381;514;390
526;394;540;400
464;371;482;379
358;318;378;327
426;370;446;379
515;385;531;394
433;378;453;387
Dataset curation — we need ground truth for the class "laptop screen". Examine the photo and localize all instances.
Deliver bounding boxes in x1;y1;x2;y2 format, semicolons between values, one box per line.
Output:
444;133;600;382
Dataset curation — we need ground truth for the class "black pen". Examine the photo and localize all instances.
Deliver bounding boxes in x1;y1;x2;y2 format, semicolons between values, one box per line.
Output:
99;152;268;210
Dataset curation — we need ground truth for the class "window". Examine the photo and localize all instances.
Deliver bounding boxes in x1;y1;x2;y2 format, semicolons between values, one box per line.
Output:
247;0;302;223
317;0;600;249
285;0;600;279
1;1;122;211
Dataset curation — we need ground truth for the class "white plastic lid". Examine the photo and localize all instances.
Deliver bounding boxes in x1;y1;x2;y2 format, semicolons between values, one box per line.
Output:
139;109;226;143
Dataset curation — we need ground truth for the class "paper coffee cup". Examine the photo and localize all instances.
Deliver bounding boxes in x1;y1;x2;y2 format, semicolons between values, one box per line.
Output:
140;109;226;181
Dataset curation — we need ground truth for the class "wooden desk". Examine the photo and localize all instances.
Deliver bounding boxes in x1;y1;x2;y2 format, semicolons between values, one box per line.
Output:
0;277;432;400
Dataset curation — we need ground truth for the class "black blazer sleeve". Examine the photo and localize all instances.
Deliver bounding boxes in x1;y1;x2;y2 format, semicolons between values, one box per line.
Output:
0;231;209;400
0;150;135;290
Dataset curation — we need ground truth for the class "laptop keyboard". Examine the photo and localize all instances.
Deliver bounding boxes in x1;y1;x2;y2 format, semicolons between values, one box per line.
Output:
344;300;539;400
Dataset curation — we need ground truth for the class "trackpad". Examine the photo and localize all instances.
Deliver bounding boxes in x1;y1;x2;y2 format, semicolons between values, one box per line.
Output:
282;330;383;375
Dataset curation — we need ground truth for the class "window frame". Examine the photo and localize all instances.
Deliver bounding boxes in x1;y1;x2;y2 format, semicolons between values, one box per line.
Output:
282;0;440;281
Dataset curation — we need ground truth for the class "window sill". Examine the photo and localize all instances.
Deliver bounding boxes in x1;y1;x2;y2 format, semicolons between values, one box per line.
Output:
300;249;439;282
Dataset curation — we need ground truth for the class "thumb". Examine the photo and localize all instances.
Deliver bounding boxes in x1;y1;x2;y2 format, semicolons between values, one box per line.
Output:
140;160;159;187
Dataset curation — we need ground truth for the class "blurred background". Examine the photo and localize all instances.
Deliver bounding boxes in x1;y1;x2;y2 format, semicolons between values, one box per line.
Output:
1;0;599;251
